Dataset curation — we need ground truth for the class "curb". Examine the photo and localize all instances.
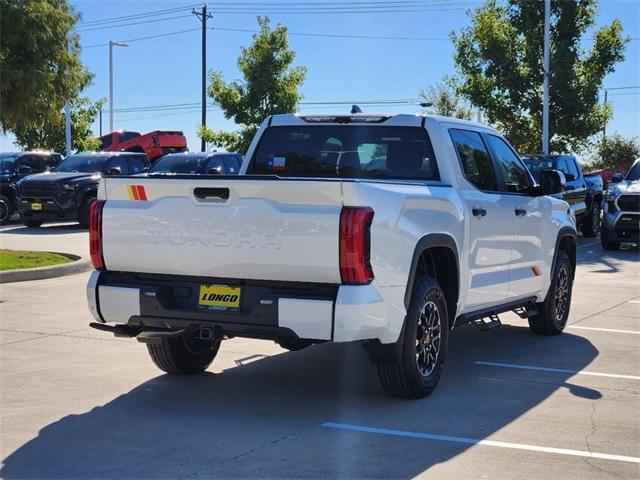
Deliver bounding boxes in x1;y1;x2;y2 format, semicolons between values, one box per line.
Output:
0;253;92;283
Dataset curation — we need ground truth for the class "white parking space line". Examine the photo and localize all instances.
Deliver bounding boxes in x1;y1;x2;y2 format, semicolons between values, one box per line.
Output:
628;300;640;304
577;240;600;249
567;325;640;335
475;361;640;381
321;423;640;464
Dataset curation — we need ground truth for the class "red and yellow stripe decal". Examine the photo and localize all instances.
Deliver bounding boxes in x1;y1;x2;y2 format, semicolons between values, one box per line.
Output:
127;185;148;201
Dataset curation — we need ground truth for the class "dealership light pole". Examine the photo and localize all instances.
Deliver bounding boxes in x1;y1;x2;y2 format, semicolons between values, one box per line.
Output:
542;0;551;155
109;40;128;133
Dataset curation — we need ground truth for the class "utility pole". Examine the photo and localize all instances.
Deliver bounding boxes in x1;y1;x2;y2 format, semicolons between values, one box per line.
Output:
109;40;129;133
193;4;213;152
602;89;608;142
542;0;551;155
64;102;71;157
99;107;103;137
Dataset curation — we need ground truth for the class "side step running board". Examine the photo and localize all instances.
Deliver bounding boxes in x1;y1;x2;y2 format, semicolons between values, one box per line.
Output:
89;322;140;338
455;297;538;331
136;329;186;344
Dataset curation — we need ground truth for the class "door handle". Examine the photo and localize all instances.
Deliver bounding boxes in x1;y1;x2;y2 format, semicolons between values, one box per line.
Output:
472;207;487;218
193;187;229;200
515;208;527;217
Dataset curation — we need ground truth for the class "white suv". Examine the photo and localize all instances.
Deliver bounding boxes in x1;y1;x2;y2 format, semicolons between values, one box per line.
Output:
86;114;577;398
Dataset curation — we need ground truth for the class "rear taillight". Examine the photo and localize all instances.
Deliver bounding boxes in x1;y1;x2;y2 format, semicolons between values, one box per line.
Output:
339;207;374;284
89;200;105;270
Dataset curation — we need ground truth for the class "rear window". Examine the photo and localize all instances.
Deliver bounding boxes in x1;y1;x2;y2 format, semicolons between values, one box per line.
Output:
249;126;439;180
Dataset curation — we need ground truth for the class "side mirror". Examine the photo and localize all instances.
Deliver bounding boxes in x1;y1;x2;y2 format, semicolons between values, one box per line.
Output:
611;173;624;183
539;169;566;195
106;167;122;176
564;173;576;182
207;167;221;175
17;165;33;176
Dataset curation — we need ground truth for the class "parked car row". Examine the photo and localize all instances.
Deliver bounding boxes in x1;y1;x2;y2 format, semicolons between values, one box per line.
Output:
6;150;242;228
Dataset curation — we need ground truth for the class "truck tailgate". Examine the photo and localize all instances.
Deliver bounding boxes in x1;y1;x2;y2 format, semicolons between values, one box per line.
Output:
101;177;343;283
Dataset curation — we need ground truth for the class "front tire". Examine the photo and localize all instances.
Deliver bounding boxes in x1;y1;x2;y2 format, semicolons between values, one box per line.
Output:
528;251;573;335
0;194;14;225
600;223;621;251
581;203;601;237
376;277;449;399
21;218;43;228
147;331;221;375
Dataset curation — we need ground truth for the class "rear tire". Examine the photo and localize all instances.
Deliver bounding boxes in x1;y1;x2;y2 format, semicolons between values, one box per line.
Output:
22;219;43;228
580;203;601;238
376;277;449;399
78;197;95;229
147;331;221;375
0;194;13;225
600;224;621;251
528;251;573;335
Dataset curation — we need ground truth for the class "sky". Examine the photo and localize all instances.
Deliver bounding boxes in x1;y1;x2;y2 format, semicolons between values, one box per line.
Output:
2;0;639;156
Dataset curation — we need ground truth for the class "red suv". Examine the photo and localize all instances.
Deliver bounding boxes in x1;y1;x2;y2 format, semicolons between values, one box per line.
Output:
98;130;187;162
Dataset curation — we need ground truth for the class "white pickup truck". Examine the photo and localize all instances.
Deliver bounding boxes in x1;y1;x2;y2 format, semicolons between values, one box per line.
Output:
87;114;577;398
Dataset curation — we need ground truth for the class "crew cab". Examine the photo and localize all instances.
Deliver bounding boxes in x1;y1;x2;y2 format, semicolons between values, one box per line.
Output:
18;152;149;228
98;130;188;162
601;158;640;250
87;114;576;398
522;154;603;237
0;151;63;224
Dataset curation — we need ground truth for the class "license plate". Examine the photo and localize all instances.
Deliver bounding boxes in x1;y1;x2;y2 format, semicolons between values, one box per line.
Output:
31;202;42;211
198;284;241;311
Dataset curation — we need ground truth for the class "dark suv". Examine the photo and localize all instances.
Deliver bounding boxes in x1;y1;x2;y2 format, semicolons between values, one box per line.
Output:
0;151;63;224
522;154;604;237
17;152;149;228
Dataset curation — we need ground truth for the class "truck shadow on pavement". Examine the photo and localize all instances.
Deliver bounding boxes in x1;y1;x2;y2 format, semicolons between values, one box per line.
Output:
2;325;600;479
577;243;639;274
0;224;84;236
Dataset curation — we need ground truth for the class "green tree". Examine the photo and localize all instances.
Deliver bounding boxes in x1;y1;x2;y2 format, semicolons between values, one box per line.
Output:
199;16;307;153
13;97;103;153
452;0;627;153
0;0;93;133
419;79;473;120
588;134;639;172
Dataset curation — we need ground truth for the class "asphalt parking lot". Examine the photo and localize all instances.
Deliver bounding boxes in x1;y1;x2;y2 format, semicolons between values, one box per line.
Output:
0;225;638;479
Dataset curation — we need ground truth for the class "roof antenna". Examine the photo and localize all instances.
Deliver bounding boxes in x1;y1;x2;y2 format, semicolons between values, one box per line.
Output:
351;104;363;114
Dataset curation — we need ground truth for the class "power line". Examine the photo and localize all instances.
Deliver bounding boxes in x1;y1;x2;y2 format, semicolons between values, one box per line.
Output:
109;98;421;114
78;4;200;27
77;14;193;32
84;28;201;49
211;26;448;41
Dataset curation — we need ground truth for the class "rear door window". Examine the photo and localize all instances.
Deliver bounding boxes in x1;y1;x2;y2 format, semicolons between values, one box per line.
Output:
249;126;439;180
449;129;498;191
17;155;44;173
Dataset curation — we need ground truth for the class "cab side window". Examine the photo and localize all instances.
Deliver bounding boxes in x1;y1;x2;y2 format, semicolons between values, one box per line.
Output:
449;129;498;191
565;157;579;181
486;135;531;193
17;155;44;173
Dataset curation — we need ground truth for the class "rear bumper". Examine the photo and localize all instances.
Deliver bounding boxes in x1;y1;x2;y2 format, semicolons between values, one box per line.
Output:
87;271;406;344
